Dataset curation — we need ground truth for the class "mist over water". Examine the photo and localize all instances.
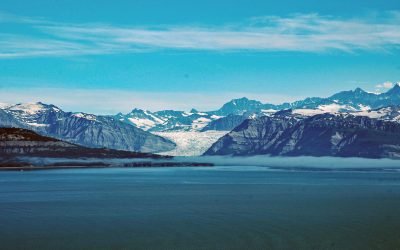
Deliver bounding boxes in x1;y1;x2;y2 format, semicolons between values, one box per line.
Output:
14;155;400;173
178;156;400;170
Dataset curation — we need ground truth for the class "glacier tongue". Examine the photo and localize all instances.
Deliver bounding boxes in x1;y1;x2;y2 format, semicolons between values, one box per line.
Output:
153;131;228;156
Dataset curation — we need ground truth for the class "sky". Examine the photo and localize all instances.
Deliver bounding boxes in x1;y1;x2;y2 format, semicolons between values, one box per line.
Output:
0;0;400;114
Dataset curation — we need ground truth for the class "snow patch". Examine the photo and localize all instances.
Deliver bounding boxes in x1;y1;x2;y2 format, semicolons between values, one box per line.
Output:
293;104;357;116
353;110;384;119
27;122;49;127
73;113;97;121
261;109;277;113
128;117;156;131
210;115;223;119
292;109;325;116
330;132;343;146
358;104;370;111
191;117;211;130
319;103;356;112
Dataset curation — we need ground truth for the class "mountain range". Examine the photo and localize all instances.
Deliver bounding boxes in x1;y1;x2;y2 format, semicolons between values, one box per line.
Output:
0;102;175;153
204;111;400;158
115;84;400;133
1;84;400;157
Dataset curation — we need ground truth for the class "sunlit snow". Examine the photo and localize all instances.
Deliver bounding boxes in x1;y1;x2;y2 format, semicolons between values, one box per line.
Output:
8;102;49;115
154;130;228;156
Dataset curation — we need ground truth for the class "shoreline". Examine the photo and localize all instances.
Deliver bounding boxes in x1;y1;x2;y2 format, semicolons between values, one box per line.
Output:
0;162;214;171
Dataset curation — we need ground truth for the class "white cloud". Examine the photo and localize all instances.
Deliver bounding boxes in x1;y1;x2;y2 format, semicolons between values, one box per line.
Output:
376;81;394;89
1;12;400;58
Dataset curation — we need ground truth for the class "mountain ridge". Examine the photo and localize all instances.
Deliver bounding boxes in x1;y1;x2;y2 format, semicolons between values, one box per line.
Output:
0;103;176;153
3;84;400;156
114;85;400;133
0;127;166;158
204;112;400;158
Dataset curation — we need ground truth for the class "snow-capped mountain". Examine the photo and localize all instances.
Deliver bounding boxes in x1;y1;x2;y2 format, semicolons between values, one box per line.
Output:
117;85;400;133
108;85;400;156
283;85;400;111
211;85;400;116
115;108;167;131
0;102;175;153
204;112;400;158
211;97;267;116
114;109;226;155
115;108;223;132
204;86;400;158
288;103;400;124
6;102;65;128
2;84;400;156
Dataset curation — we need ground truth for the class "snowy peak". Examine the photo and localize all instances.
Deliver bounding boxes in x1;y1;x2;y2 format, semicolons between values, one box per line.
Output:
129;108;152;116
386;84;400;96
117;108;221;132
4;102;65;127
116;85;400;133
117;108;167;131
354;87;367;94
329;87;374;103
7;102;61;115
215;97;265;115
326;86;400;108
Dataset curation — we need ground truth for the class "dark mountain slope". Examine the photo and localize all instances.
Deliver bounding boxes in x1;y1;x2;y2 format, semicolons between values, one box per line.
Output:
0;127;166;158
204;113;400;159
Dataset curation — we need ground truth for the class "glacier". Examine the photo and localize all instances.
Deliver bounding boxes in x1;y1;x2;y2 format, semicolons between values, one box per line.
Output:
154;131;228;156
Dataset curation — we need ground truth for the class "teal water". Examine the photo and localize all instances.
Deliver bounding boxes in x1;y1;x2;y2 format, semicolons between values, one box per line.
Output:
1;166;400;249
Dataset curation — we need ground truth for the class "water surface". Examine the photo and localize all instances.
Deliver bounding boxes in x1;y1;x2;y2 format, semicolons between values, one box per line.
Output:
1;166;400;249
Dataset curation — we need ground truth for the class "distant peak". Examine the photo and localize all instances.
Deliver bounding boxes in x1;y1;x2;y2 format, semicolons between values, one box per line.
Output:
392;83;400;89
231;97;250;102
386;83;400;94
130;108;145;113
354;87;366;93
227;97;262;105
8;102;61;113
16;101;53;107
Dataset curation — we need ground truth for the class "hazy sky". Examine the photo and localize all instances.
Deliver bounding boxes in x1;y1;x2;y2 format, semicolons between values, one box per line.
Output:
0;0;400;114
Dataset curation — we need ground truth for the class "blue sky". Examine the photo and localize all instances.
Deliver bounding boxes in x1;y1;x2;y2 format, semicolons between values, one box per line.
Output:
0;0;400;113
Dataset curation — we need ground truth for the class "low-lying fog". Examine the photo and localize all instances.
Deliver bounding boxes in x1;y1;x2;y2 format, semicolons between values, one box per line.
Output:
12;155;400;171
177;156;400;170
